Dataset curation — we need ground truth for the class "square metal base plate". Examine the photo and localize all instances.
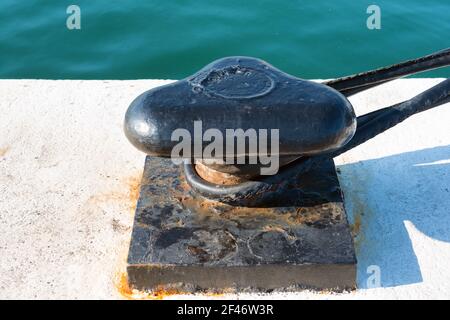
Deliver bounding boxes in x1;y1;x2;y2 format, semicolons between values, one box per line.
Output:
127;156;356;292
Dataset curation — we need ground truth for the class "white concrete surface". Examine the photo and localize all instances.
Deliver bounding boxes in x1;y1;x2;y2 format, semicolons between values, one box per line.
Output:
0;79;449;299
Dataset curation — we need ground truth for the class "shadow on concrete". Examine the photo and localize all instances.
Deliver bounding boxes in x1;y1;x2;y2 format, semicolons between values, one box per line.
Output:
337;145;450;288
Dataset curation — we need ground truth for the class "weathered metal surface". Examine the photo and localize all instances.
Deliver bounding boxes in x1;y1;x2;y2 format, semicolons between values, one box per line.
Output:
127;156;356;292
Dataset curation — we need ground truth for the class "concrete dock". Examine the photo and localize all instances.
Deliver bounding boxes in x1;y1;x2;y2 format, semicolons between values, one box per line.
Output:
0;79;449;299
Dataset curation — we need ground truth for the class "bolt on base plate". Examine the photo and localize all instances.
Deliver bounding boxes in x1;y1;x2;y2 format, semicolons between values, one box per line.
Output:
126;156;356;292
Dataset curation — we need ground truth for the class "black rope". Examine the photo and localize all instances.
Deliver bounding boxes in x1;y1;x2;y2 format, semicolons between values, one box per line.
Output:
325;47;450;97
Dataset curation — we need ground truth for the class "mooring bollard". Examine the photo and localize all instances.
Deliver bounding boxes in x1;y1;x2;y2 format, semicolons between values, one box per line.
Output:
123;48;450;292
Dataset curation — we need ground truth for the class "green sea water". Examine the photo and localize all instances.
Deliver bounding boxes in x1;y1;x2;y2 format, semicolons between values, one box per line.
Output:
0;1;449;80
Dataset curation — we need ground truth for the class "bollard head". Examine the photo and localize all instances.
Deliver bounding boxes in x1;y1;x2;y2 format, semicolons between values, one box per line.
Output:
124;56;356;176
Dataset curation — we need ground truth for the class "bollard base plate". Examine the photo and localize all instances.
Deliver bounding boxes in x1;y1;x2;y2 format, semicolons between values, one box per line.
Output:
126;156;356;292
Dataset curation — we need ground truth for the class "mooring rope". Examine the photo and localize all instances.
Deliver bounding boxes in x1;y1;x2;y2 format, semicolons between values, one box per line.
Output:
326;47;450;96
